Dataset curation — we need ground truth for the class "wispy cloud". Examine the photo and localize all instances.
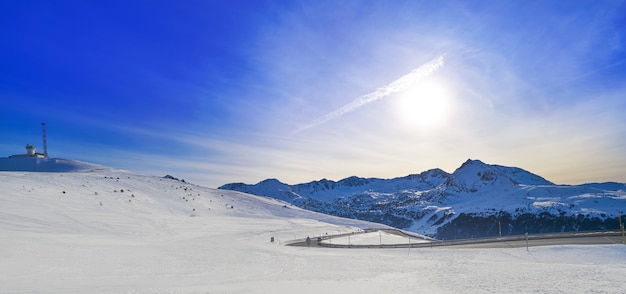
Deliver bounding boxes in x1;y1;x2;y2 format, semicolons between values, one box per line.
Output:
293;54;446;134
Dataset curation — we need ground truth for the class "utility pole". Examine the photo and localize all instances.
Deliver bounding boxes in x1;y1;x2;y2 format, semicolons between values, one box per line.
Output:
408;236;411;256
525;232;529;251
619;211;626;245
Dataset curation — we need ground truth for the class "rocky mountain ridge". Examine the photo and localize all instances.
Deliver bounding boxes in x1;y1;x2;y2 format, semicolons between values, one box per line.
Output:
220;159;626;239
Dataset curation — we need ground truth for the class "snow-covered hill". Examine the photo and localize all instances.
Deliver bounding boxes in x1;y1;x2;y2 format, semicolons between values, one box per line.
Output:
2;164;626;293
0;157;110;172
220;159;626;238
0;170;383;238
0;168;391;293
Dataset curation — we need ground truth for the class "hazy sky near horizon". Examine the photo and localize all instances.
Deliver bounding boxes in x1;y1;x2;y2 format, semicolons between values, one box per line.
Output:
1;1;625;187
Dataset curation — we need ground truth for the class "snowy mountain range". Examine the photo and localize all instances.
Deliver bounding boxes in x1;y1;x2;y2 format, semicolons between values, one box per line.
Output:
220;159;626;239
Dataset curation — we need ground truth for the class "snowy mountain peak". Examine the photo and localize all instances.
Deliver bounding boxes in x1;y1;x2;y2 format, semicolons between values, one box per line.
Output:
257;178;290;188
337;176;370;187
419;168;450;182
219;178;301;202
447;159;553;193
458;158;486;168
423;168;448;176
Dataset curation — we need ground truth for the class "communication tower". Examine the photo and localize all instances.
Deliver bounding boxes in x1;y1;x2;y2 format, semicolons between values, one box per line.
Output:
41;123;48;158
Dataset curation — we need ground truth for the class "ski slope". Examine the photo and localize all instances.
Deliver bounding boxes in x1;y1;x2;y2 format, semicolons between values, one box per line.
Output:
1;169;625;293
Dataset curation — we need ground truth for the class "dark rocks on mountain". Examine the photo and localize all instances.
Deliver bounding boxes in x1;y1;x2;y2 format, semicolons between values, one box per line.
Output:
163;175;186;183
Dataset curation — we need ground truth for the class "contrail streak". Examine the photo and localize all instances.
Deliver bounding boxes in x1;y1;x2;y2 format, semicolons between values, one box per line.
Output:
293;54;446;134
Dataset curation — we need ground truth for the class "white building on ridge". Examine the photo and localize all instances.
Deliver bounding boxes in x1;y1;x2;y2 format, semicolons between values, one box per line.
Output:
9;144;46;158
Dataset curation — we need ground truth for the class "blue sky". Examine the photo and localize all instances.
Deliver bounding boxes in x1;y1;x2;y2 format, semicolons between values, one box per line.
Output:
1;0;625;187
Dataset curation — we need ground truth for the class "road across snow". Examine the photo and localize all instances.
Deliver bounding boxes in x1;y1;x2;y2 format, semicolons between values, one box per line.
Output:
1;170;625;293
327;231;418;246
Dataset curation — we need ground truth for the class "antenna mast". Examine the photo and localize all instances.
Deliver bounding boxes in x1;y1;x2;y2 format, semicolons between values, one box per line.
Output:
41;122;48;158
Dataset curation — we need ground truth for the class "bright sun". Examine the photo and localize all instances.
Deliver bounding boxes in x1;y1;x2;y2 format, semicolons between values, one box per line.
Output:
395;78;451;128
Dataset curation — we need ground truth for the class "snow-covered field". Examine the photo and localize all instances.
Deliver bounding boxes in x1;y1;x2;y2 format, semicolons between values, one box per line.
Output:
1;169;625;293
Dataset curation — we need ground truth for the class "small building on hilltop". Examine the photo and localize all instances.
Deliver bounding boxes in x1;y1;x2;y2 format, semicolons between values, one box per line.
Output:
9;144;46;158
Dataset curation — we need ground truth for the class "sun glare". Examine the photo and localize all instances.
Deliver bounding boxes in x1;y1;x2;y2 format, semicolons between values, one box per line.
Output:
395;78;450;128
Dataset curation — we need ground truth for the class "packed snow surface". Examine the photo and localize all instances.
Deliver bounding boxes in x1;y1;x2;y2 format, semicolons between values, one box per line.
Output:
1;170;625;293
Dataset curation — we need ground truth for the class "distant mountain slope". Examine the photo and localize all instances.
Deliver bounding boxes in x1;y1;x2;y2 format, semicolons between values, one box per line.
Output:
220;159;626;239
0;157;110;172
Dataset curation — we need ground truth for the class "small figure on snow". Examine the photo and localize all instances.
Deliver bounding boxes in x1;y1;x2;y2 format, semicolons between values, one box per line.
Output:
306;236;311;247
